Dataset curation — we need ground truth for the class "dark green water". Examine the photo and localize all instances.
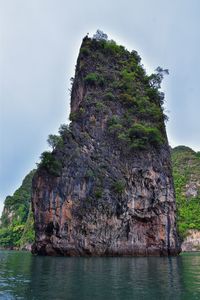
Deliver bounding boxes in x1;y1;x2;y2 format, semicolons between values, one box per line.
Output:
0;251;200;300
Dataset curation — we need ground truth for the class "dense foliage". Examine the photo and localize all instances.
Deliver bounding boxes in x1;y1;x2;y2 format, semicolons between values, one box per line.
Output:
38;125;71;176
0;170;35;248
38;151;62;176
172;146;200;238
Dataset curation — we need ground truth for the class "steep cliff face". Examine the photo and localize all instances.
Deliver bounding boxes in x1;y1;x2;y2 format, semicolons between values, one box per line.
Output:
32;36;180;256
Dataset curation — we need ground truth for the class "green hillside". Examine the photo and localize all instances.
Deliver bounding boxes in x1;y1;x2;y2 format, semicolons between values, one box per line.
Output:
172;146;200;238
0;170;35;248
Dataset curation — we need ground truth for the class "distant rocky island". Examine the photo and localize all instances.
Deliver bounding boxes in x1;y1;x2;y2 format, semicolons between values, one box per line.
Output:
1;33;199;255
0;170;35;250
172;146;200;251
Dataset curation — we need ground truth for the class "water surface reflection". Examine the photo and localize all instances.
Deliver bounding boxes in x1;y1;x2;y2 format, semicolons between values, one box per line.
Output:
0;251;200;299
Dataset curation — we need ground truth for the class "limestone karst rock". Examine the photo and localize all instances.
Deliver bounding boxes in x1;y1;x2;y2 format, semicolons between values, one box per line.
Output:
32;36;181;256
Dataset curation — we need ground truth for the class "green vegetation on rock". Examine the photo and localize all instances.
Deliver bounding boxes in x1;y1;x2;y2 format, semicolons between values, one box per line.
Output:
0;170;35;248
112;180;126;194
19;208;35;248
172;146;200;238
79;34;168;150
2;33;198;252
38;151;62;176
84;72;105;87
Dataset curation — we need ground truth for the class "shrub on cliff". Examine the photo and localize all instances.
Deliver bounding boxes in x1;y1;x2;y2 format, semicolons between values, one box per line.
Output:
93;29;108;41
108;115;164;149
58;124;71;137
103;92;115;101
103;40;126;56
38;151;62;176
84;72;105;87
47;134;64;150
149;67;169;89
128;124;164;149
80;47;90;56
112;180;126;194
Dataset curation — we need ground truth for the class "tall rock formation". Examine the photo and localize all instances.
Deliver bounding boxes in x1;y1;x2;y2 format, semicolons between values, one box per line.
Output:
32;35;180;256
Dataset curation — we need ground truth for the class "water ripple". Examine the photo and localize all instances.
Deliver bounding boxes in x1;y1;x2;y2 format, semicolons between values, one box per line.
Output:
0;251;200;299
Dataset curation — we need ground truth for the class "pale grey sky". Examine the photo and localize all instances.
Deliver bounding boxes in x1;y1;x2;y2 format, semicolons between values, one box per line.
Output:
0;0;200;214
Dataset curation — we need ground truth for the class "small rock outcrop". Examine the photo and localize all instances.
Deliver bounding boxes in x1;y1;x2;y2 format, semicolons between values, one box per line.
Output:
32;35;180;256
181;230;200;252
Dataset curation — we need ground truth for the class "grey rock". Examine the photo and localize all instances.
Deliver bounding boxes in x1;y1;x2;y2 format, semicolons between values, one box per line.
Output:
32;36;180;256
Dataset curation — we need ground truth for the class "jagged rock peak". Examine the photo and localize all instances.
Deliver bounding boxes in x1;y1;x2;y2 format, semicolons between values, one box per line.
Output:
32;34;181;256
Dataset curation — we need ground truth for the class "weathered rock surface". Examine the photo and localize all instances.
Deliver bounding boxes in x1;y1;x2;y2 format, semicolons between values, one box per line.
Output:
32;36;180;256
181;230;200;252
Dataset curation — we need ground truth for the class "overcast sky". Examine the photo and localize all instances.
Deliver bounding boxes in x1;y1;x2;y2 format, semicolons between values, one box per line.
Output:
0;0;200;214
